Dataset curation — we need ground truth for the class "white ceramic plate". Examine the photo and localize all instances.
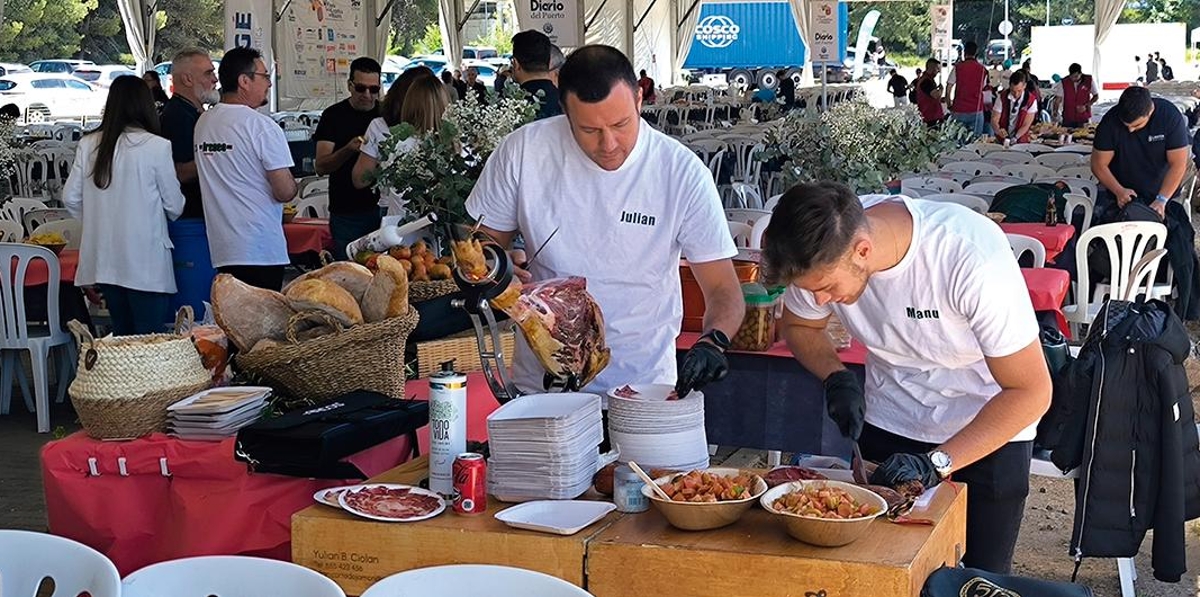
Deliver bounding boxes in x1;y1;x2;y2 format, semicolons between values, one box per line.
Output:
313;485;355;508
337;483;446;522
494;500;616;534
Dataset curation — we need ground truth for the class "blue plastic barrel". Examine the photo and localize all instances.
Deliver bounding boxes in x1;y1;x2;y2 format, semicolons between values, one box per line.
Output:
168;218;217;318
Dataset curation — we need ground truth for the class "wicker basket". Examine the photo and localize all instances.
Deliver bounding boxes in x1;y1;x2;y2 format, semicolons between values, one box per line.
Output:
414;324;516;378
236;307;420;400
67;312;212;440
410;279;459;303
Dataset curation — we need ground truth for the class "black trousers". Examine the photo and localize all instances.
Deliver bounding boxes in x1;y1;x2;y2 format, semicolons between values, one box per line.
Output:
859;423;1032;574
217;265;285;292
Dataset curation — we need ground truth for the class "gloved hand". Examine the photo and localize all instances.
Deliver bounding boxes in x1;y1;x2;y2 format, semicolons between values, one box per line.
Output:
823;369;865;441
869;452;942;490
675;342;728;398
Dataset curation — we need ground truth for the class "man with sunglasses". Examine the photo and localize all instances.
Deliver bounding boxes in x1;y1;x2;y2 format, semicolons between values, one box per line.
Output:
314;57;383;259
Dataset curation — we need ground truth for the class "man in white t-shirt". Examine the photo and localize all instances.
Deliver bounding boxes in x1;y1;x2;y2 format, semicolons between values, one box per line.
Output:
762;182;1051;574
465;44;744;399
194;46;297;290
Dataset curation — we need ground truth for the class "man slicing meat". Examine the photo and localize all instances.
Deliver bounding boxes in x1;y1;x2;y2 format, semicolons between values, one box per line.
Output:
464;44;744;399
762;182;1051;573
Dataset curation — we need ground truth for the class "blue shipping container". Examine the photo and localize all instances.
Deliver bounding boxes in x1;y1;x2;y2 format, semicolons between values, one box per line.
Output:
683;1;848;71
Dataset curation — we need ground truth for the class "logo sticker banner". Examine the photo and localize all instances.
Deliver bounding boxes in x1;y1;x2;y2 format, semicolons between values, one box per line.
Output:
931;4;954;61
515;0;582;47
808;0;840;66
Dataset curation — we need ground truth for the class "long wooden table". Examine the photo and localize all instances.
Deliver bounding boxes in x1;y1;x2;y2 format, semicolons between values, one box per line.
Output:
292;457;967;596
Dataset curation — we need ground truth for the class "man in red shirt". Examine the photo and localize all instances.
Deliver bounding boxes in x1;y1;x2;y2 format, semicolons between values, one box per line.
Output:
1053;63;1098;128
915;58;947;126
945;41;988;135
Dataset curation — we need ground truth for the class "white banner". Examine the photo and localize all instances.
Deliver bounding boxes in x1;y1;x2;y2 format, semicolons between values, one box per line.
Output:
276;0;368;100
807;0;840;66
516;0;583;48
224;0;274;71
930;4;953;62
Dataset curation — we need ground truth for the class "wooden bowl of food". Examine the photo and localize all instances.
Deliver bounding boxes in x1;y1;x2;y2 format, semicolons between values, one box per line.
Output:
27;233;67;255
641;468;767;531
761;480;887;547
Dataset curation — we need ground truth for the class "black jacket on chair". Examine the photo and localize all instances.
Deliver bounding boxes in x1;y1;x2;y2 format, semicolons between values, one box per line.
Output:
1040;299;1200;582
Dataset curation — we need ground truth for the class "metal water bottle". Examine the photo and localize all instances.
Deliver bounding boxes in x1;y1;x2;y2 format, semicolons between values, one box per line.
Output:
429;361;467;497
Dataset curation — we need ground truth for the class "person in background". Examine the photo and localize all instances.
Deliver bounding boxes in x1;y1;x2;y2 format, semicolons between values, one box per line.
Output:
750;83;776;104
1093;86;1189;221
465;66;487;104
1018;59;1041;101
1134;55;1145;84
549;45;565;86
990;70;1037;144
777;70;796;109
1053;63;1097;129
452;69;468;100
63;76;185;334
313;57;382;260
944;41;988;135
193;46;296;291
353;73;449;206
1160;56;1174;81
351;67;434;218
511;30;562;120
886;69;907;107
914;58;947;126
0;103;20;121
440;70;460;101
142;70;170;104
638;69;657;104
1145;51;1159;84
495;67;511;93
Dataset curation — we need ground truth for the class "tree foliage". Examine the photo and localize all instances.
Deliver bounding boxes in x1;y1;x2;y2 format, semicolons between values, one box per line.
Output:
390;0;440;55
78;0;130;64
155;0;225;63
0;0;98;63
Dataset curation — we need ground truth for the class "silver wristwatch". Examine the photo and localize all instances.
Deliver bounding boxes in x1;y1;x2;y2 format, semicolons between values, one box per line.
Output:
928;449;953;479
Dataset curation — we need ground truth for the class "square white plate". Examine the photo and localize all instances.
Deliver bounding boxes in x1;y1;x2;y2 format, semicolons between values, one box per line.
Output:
493;500;616;535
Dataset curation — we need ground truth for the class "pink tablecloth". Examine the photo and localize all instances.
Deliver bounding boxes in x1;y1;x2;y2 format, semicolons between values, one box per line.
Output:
21;249;78;286
676;331;867;366
283;218;333;255
1022;267;1072;337
1000;223;1075;262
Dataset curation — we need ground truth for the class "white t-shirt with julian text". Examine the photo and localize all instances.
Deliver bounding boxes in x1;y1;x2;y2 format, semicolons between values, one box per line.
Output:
466;115;737;395
783;195;1040;443
194;103;294;267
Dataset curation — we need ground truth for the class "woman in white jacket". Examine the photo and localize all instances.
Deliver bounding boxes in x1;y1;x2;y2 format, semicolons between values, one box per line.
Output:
63;75;185;334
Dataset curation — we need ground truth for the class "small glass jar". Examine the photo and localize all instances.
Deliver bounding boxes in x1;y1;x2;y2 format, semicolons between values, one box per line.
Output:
613;464;650;513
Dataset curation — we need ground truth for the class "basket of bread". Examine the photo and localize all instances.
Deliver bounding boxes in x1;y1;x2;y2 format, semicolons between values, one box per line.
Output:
217;256;419;400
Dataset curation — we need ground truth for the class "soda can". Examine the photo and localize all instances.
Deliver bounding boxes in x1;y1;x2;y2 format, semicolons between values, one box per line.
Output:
453;453;487;515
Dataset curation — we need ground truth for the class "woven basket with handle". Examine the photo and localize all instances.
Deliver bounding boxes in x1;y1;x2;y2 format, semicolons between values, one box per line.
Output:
236;307;419;400
67;308;212;440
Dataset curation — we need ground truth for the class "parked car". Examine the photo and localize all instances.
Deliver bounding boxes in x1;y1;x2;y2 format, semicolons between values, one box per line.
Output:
29;59;96;74
985;39;1016;66
404;56;449;75
382;55;409;90
73;65;137;88
0;73;107;123
0;63;31;77
461;60;498;87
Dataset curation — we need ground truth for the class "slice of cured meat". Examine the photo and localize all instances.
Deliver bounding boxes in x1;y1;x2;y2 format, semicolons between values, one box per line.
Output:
342;486;442;520
763;466;829;488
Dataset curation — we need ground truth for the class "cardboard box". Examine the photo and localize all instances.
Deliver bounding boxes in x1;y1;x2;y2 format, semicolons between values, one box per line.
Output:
586;483;967;597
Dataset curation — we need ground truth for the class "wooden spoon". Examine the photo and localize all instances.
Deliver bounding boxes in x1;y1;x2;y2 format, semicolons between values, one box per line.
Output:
628;461;671;501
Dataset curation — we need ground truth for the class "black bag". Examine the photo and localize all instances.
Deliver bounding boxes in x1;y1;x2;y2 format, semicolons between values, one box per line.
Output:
990;182;1069;224
235;391;429;479
921;566;1094;597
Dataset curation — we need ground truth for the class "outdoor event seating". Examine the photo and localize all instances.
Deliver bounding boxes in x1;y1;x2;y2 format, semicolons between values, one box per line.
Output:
966;142;1005;155
1;197;49;235
962;181;1017;198
727;220;754;249
1008;142;1056;154
299;177;330;198
727;181;763;210
0;529;121;597
1036;177;1098;200
30;218;83;249
724;208;771;226
903;176;962;196
361;565;594;597
970;174;1026;186
920;193;989;214
293;194;330;219
942;161;999;177
0;220;21;242
22;207;72;235
1055;166;1097;181
1007;233;1047;268
1035;152;1087;170
1062;222;1168;336
1063;194;1095;235
1001;163;1058;182
1054;144;1093;154
985;150;1036;164
121;555;347;597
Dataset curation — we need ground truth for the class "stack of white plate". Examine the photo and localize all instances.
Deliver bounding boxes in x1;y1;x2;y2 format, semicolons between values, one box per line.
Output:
166;386;271;441
486;392;604;502
607;384;709;471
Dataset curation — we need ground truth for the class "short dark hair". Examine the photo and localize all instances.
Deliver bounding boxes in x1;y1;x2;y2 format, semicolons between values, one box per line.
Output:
349;57;381;80
762;182;866;283
558;45;638;105
888;69;896;76
1008;70;1027;86
0;103;19;120
924;57;939;69
512;30;552;72
1068;63;1082;74
142;70;161;84
964;41;978;56
219;46;262;94
1116;86;1154;123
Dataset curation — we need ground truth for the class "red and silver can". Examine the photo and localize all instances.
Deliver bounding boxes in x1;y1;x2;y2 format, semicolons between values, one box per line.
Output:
452;452;487;515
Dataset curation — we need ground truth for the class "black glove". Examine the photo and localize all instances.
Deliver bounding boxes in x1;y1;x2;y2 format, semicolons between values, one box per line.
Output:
869;452;942;489
823;369;865;441
675;341;728;397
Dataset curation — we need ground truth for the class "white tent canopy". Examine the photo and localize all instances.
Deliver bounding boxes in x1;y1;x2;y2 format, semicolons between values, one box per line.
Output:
117;0;156;74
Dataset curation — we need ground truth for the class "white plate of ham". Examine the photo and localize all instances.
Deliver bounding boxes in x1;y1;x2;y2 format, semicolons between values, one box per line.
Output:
337;483;445;522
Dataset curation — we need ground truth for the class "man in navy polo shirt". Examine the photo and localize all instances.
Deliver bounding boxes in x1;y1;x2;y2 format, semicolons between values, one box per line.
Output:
1091;86;1190;221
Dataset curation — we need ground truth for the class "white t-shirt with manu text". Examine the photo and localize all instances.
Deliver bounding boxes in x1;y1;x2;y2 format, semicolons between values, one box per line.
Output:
194;103;294;267
466;115;737;396
783;195;1040;443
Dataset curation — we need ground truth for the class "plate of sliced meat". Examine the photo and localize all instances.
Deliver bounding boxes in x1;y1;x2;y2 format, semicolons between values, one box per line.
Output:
337;484;446;522
314;486;355;508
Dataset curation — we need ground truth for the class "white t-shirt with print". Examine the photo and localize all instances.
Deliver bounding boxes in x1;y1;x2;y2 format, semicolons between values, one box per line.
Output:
361;117;415;217
783;195;1040;444
194;103;294;267
466;115;737;396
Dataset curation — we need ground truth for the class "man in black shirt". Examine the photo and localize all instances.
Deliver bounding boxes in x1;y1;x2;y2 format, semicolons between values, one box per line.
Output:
777;70;796;110
886;68;908;107
313;57;382;260
510;30;561;120
1092;86;1189;220
465;66;488;104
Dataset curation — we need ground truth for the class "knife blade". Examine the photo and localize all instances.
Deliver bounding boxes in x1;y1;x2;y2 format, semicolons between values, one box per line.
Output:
851;442;869;485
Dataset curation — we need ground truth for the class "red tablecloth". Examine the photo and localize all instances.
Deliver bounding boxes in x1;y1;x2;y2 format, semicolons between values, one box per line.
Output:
676;331;867;366
1000;223;1075;262
284;218;333;255
21;249;78;286
404;372;502;455
1022;267;1071;336
42;431;414;575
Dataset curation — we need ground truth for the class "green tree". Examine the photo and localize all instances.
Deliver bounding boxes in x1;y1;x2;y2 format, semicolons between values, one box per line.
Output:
77;0;130;64
155;0;225;63
390;0;440;55
0;0;98;63
412;22;443;56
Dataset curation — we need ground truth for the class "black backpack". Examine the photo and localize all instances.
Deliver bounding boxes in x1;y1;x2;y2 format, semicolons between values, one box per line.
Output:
922;566;1094;597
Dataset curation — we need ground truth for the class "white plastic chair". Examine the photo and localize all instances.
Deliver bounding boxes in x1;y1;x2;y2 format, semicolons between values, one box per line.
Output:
1063;193;1094;235
937;150;982;166
904;177;963;196
361;564;593;597
1054;143;1093;154
749;214;770;250
1035;152;1087;170
705;149;726;183
1056;166;1096;181
984;150;1035;164
292;194;330;219
970;174;1028;186
0;530;121;597
942;161;999;177
0;243;75;432
763;194;782;212
966;142;1005;155
1062;222;1168;336
920;193;990;214
1009;142;1055;153
22;207;71;235
728;220;753;248
1002;163;1058;182
0;220;22;242
298;176;329;199
122;555;346;597
963;181;1018;198
1;197;49;235
1036;177;1098;201
30;219;82;249
728;182;763;209
1007;233;1047;267
725;208;771;226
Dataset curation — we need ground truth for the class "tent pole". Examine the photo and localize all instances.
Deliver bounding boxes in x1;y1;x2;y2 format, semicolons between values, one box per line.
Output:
633;0;658;31
585;0;610;33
